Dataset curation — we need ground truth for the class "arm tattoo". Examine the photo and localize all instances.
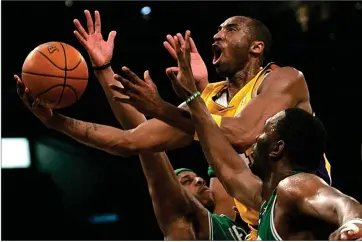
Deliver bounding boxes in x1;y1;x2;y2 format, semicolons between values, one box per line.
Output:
65;118;81;131
84;123;100;138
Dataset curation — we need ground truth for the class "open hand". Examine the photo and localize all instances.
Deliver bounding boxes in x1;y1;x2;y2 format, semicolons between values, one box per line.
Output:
14;75;55;127
110;67;165;117
73;10;116;67
164;32;208;92
166;30;198;99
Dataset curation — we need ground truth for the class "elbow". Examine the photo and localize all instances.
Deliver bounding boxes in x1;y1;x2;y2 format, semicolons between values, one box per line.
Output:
107;135;139;157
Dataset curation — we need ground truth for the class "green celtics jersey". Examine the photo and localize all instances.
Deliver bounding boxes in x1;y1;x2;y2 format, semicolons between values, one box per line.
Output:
257;191;282;240
209;213;248;240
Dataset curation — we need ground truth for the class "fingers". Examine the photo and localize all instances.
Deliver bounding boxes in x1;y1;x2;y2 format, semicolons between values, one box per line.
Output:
163;41;177;60
174;35;183;62
189;37;198;53
166;68;178;83
166;34;176;50
107;31;117;45
15;74;24;97
184;30;191;64
176;33;185;49
73;30;89;50
112;96;133;105
73;19;88;40
166;67;179;75
143;70;153;84
94;10;101;33
84;10;94;35
113;74;140;96
122;66;145;86
110;84;129;96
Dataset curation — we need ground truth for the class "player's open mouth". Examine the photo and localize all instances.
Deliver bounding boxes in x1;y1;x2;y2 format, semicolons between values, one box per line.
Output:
212;44;223;65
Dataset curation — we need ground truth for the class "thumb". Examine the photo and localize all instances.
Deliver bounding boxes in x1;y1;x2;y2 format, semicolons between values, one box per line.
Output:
168;66;179;75
107;31;117;44
166;68;179;84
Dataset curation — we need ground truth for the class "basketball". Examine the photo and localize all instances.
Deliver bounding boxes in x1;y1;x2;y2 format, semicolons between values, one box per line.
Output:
21;42;88;109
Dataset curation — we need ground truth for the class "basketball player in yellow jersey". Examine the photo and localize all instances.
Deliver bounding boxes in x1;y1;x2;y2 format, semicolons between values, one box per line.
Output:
14;13;331;238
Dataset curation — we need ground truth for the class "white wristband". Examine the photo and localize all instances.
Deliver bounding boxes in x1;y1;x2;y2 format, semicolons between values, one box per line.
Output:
341;218;362;233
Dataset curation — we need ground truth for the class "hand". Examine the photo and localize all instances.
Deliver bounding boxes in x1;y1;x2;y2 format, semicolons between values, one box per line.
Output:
329;220;362;240
14;75;55;127
110;67;165;117
164;32;208;91
73;10;116;67
166;30;198;99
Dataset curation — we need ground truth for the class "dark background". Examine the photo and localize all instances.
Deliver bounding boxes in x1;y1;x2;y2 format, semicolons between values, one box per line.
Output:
2;1;362;240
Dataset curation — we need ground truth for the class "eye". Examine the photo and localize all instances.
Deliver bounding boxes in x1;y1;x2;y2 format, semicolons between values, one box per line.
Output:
181;179;192;185
227;27;237;32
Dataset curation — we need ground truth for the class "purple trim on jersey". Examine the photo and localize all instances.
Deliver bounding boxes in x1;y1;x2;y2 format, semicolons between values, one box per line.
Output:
316;160;331;185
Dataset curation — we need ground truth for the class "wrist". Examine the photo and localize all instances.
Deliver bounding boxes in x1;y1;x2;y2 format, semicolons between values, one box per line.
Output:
153;99;172;118
93;66;113;76
45;113;63;130
92;62;112;71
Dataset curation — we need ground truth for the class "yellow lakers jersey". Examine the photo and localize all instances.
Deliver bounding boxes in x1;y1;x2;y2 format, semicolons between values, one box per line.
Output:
196;63;332;239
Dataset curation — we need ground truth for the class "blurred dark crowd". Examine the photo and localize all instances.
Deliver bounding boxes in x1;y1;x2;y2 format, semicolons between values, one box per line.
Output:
2;1;362;240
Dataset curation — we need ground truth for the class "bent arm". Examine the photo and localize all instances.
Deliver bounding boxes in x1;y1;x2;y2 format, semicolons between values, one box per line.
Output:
188;97;263;211
219;67;310;152
148;67;310;153
282;174;362;226
48;113;192;156
140;152;209;238
95;68;209;239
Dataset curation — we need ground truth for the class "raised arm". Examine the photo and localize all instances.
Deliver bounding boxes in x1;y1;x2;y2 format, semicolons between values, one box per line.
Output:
163;31;264;210
279;174;362;240
188;97;263;211
112;58;310;154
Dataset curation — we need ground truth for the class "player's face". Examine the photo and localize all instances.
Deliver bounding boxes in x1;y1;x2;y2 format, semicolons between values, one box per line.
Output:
250;113;284;177
212;16;251;77
178;171;215;210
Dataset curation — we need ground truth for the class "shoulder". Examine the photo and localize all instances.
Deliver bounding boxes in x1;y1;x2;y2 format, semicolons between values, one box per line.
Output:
259;66;308;98
276;173;329;205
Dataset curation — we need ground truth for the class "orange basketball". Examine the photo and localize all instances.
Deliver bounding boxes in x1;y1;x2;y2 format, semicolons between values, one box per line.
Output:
21;42;88;109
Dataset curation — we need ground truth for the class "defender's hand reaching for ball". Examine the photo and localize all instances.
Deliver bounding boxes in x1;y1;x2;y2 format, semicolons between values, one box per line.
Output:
164;33;208;92
73;10;116;67
14;75;55;127
166;30;198;99
110;67;165;117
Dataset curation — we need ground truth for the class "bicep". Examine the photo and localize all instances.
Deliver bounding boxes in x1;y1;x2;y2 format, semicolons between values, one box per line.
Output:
128;118;193;153
281;175;352;226
222;90;295;149
222;68;306;149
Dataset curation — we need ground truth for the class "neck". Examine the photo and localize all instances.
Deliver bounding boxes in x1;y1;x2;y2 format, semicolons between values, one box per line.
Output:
261;162;296;201
226;59;261;99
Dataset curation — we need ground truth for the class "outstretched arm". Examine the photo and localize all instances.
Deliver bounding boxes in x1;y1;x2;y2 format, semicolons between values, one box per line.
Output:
188;97;263;211
279;174;362;240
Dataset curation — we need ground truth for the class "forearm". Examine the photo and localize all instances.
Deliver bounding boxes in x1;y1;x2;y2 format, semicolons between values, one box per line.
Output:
94;67;146;129
152;101;195;134
334;196;362;225
48;113;135;156
189;98;262;209
139;152;198;230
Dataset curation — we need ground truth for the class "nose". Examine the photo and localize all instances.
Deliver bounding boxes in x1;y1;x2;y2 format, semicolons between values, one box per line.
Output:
195;176;206;186
213;30;224;42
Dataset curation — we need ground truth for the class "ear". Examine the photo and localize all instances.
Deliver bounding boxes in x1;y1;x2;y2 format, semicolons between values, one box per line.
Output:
249;41;264;55
269;140;285;160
